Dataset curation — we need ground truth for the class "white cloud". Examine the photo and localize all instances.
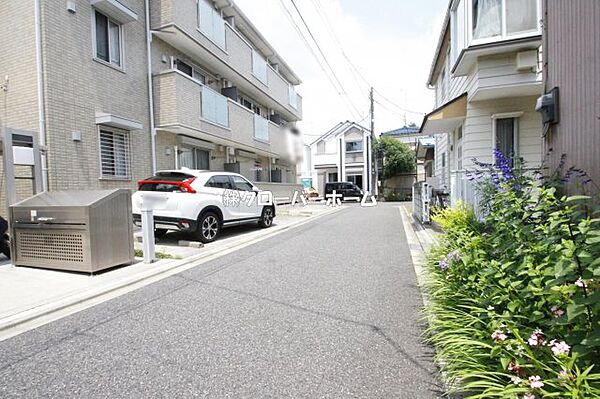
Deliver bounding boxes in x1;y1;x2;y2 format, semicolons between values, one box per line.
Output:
235;0;447;141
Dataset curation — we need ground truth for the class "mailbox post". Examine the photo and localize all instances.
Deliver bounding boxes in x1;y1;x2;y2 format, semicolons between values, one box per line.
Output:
137;193;168;264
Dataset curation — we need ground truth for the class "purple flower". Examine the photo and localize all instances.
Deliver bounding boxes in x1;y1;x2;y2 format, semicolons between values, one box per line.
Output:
439;259;449;271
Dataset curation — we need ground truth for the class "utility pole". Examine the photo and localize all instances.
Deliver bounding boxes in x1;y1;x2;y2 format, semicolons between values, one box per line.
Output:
369;87;378;196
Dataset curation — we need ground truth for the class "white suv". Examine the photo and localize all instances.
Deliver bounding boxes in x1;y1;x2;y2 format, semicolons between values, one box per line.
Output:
132;170;275;243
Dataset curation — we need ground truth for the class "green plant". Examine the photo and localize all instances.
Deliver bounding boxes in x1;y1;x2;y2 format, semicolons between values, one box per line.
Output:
134;249;181;260
423;153;600;398
374;136;415;178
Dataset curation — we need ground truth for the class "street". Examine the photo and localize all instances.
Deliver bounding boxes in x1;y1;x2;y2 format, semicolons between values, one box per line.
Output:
0;203;440;398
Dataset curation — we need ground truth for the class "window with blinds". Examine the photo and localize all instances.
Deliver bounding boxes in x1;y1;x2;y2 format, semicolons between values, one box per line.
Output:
99;129;131;178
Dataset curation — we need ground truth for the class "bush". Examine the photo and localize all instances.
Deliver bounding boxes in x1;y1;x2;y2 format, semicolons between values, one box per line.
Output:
424;153;600;398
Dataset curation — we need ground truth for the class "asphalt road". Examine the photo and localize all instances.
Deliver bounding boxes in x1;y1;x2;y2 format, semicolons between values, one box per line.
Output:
0;203;441;398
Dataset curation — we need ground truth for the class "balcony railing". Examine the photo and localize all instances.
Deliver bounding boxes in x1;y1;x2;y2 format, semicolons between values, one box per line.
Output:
153;71;291;159
201;87;229;127
150;0;302;120
254;114;269;142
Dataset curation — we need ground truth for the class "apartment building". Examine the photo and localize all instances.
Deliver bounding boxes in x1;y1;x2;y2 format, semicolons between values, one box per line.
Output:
307;121;372;196
421;0;543;207
0;0;302;212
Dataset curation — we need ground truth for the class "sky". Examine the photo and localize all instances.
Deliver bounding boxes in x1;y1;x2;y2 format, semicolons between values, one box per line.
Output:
235;0;449;142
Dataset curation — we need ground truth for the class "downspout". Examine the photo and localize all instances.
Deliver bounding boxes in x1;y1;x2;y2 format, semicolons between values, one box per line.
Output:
34;0;48;191
144;0;157;173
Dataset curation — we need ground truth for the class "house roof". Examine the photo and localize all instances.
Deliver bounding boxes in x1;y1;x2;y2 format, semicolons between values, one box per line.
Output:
380;126;421;137
310;121;371;146
427;3;451;87
416;137;436;159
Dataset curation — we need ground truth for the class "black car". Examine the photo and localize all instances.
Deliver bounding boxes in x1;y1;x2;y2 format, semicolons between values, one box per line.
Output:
324;182;363;201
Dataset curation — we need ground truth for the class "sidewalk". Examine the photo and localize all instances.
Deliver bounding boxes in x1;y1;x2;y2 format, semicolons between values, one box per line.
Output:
0;203;342;340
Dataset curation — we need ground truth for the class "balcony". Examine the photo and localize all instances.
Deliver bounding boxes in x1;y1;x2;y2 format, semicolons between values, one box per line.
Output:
345;152;364;164
150;0;302;122
153;71;289;158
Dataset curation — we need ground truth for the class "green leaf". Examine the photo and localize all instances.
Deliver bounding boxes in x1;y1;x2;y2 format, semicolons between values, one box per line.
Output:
567;303;587;321
566;195;591;202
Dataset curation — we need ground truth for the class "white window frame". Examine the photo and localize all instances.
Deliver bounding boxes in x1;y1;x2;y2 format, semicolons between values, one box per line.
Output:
98;127;131;180
491;112;523;162
345;140;363;153
467;0;541;46
92;9;124;69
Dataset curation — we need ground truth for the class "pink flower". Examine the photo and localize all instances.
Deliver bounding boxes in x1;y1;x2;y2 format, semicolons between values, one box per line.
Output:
528;329;543;346
550;340;570;356
491;329;507;342
551;305;565;318
523;393;536;399
529;375;544;389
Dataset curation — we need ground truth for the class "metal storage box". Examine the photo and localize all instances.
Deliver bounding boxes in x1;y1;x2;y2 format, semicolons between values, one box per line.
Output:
10;189;134;273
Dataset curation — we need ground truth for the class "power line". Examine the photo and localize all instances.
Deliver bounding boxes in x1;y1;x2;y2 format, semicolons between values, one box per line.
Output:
311;0;427;119
277;0;362;120
286;0;363;118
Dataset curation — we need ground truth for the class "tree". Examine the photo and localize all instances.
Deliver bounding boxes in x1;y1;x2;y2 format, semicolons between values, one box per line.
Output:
374;137;415;178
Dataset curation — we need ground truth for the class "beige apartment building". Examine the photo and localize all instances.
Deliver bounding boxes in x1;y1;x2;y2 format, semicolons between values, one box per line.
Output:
0;0;302;212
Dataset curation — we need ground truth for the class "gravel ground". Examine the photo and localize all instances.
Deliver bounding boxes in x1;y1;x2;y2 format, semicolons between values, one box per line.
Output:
0;203;441;398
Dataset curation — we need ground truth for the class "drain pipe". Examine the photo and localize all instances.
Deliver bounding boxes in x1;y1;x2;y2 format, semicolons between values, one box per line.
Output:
34;0;48;191
144;0;157;173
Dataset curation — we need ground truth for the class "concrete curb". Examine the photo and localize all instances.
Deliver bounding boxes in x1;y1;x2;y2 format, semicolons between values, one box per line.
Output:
0;206;344;341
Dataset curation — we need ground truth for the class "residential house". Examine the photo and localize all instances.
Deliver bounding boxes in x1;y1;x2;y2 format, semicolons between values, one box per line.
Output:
308;121;373;196
381;125;429;180
421;0;543;207
540;1;600;189
0;0;302;213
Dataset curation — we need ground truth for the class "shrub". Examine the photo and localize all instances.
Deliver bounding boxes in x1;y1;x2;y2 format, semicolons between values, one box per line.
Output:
424;152;600;398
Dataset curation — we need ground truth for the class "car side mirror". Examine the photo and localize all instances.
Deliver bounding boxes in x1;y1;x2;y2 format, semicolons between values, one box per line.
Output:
252;186;260;193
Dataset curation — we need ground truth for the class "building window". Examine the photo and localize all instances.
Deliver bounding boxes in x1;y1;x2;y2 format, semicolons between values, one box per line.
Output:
472;0;538;41
495;117;517;164
99;129;130;178
317;141;326;154
94;10;122;67
442;152;446;168
179;147;209;170
345;141;363;152
175;59;206;84
327;172;338;182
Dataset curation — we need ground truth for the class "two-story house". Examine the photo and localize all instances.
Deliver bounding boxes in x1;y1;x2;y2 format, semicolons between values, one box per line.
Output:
0;0;302;212
308;121;372;196
421;0;543;207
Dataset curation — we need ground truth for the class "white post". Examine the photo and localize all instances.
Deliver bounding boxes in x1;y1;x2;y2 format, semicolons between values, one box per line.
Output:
140;207;155;264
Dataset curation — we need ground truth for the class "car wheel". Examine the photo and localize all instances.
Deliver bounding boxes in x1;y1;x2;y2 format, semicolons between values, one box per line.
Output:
196;212;220;243
154;229;168;239
259;206;274;228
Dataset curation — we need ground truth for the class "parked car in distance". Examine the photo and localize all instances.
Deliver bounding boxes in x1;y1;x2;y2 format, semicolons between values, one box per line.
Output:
324;182;363;201
132;170;275;243
304;186;319;198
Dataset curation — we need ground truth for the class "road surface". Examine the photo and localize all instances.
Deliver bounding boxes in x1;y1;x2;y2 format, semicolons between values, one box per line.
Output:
0;203;441;398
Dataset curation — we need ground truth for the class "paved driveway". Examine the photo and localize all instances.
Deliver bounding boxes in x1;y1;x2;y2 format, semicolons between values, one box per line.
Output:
0;203;441;398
